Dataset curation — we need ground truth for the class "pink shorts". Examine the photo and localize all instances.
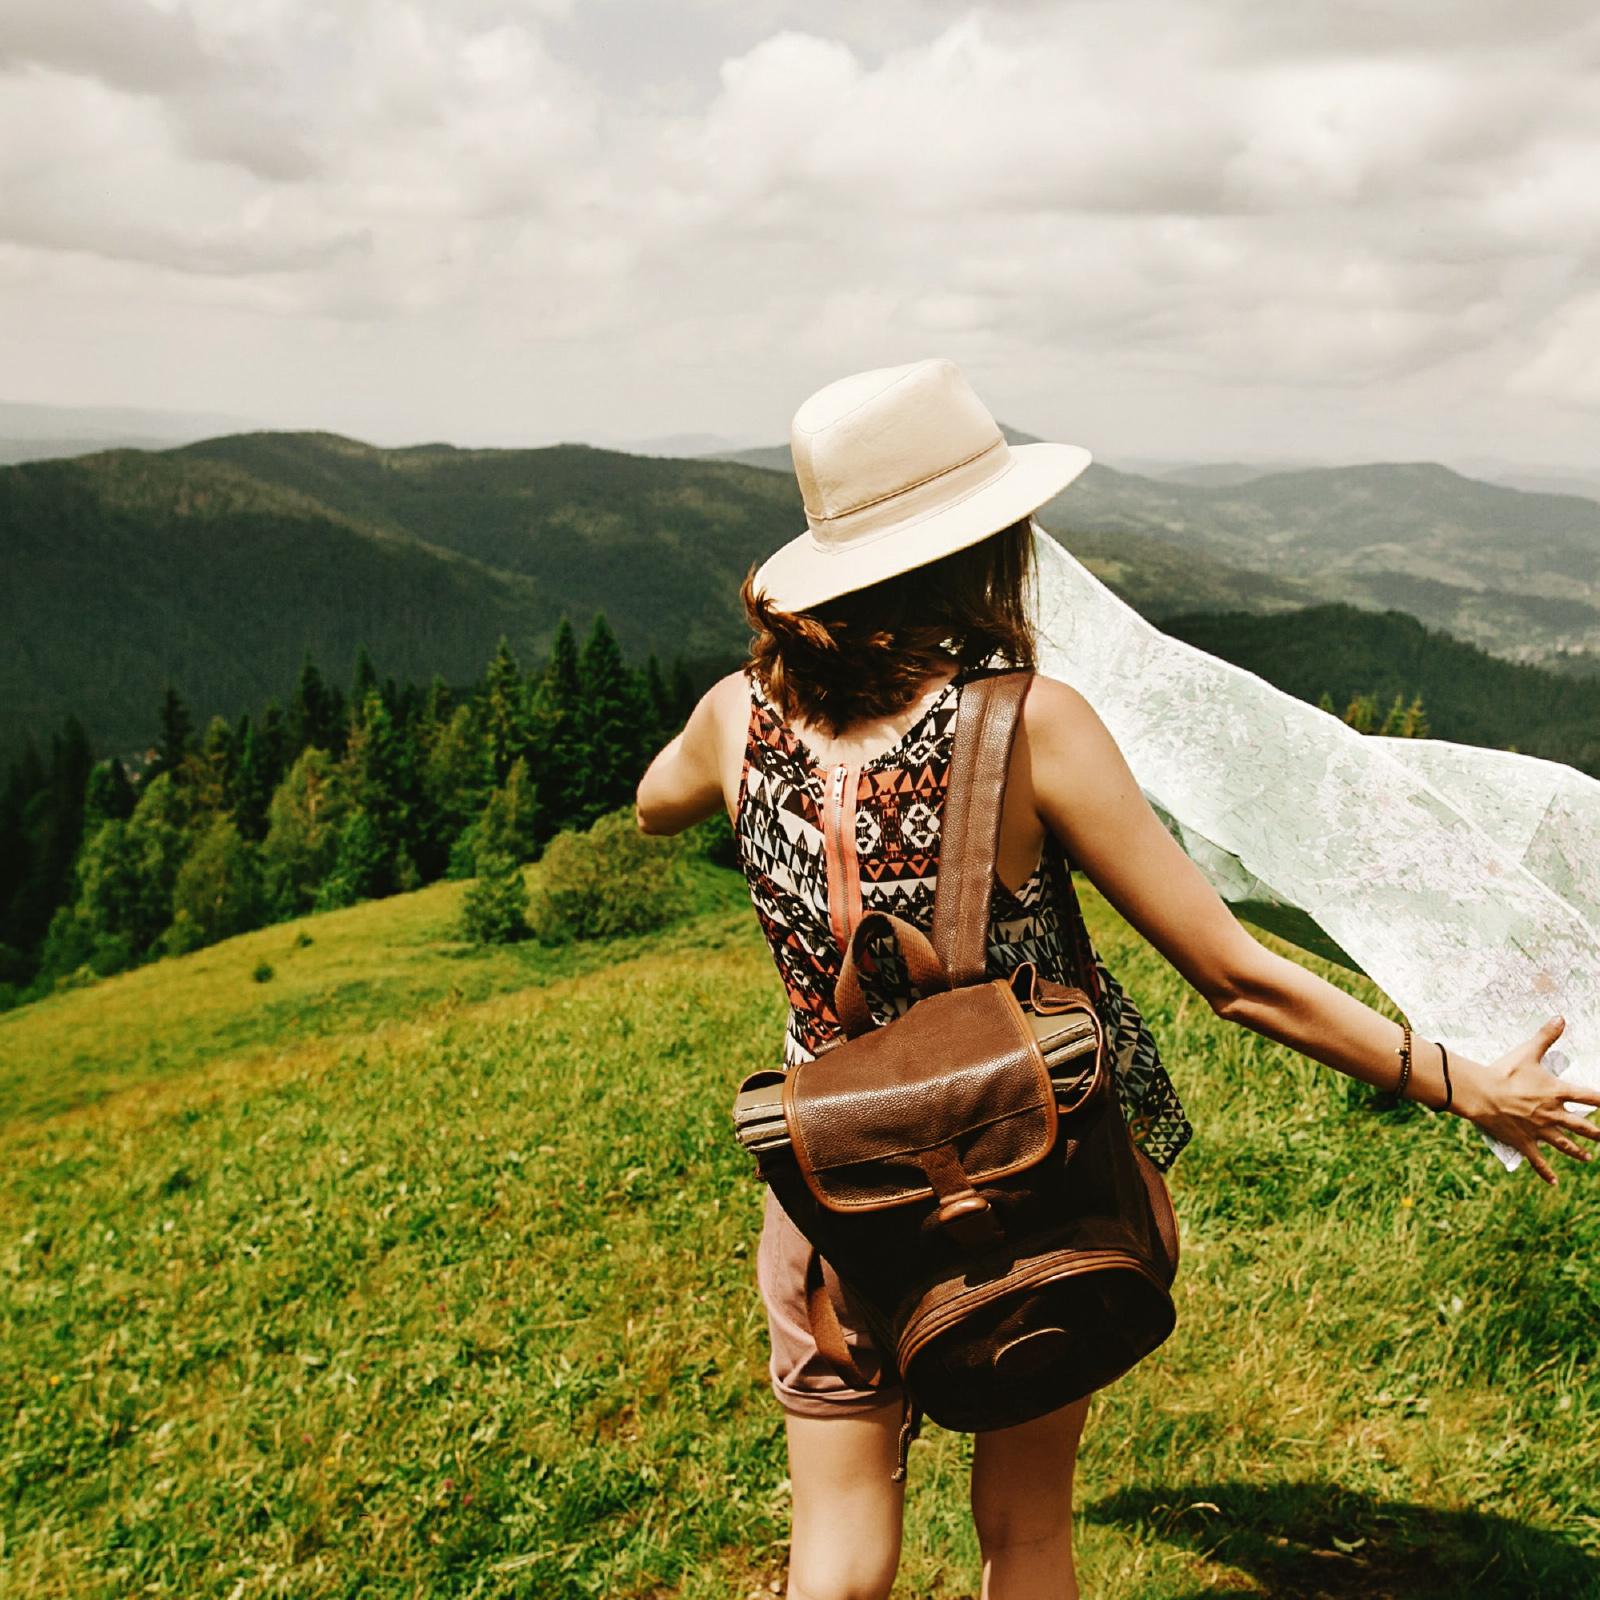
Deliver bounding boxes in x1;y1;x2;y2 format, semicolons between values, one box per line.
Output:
755;1187;905;1418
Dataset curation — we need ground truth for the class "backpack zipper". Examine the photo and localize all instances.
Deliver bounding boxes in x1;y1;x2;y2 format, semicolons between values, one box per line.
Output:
823;759;863;952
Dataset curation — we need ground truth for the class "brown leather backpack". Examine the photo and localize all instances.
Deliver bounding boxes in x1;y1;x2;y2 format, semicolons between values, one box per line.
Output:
732;670;1179;1478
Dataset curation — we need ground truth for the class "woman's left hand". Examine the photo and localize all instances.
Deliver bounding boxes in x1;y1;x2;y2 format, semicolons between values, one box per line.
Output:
1449;1017;1600;1184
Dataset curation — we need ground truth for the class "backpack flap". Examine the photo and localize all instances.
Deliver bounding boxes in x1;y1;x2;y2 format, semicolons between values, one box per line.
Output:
782;977;1057;1218
731;994;1104;1164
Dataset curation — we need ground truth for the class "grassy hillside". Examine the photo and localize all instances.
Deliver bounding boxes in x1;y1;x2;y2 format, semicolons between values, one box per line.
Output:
3;869;1596;1597
1162;603;1600;776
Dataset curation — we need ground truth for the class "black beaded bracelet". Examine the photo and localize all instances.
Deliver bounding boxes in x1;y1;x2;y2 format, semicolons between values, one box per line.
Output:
1438;1040;1452;1114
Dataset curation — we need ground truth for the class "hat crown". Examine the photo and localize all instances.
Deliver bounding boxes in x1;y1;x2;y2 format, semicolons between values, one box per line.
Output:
790;358;1007;543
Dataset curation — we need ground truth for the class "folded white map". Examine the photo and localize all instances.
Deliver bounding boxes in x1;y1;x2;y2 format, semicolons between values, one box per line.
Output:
1028;522;1600;1173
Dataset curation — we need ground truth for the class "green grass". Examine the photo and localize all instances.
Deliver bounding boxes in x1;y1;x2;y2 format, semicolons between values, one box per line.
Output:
2;869;1597;1597
0;860;746;1125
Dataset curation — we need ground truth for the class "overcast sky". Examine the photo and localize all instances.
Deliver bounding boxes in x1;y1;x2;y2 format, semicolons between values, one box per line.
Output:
3;0;1599;466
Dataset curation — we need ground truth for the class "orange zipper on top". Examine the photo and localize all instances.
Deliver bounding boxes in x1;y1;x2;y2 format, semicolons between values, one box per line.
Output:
822;760;863;951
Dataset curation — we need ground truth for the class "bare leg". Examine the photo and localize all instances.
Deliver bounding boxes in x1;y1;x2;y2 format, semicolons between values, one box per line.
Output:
782;1399;908;1600
970;1395;1091;1600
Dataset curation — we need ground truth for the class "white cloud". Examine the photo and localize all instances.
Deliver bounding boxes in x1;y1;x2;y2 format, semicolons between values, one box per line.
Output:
1510;288;1600;410
1;0;1598;460
0;0;213;94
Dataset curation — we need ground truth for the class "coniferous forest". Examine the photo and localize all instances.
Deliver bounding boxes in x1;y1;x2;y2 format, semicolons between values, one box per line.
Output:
10;588;1600;1013
0;616;716;1011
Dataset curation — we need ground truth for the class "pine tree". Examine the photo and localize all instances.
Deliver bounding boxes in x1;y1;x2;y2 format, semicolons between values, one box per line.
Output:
643;653;675;746
1342;692;1377;734
257;697;293;786
429;703;491;878
669;656;696;725
317;810;388;908
69;771;195;966
528;617;586;840
499;756;541;862
1378;692;1408;738
457;775;531;943
458;845;529;944
153;685;194;783
483;636;529;786
577;613;649;829
351;647;379;726
1400;694;1430;739
342;692;421;896
229;716;274;841
0;737;48;954
16;717;99;959
195;715;234;817
52;716;95;817
1316;690;1337;716
289;652;340;754
83;758;136;833
0;746;39;944
423;673;454;731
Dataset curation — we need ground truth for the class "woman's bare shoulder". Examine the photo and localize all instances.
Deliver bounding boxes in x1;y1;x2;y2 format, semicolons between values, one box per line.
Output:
687;669;755;770
703;667;753;724
1022;671;1104;742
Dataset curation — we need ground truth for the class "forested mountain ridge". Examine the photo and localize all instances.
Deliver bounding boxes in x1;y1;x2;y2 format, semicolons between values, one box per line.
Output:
1163;603;1600;775
0;448;550;769
6;430;1599;774
178;431;804;641
1037;461;1600;660
0;428;1323;769
1045;460;1599;599
1;435;806;766
718;438;1600;661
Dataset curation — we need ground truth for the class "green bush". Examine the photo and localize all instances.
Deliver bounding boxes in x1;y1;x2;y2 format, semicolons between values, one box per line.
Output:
527;807;691;942
457;849;530;945
688;807;740;869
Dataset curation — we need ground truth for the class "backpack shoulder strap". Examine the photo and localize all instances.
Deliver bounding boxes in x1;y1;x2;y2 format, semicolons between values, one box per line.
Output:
930;669;1034;986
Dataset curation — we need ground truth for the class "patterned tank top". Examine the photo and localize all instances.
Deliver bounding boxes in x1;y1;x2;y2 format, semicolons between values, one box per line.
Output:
733;661;1193;1172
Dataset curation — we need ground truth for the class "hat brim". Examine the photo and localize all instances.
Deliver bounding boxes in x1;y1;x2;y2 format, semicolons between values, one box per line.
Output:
750;441;1092;613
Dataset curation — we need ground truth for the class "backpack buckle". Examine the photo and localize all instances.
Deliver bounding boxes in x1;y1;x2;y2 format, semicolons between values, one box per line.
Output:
932;1187;1003;1249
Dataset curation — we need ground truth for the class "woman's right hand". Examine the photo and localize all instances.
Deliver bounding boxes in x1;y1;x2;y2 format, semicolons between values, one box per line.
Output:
1449;1017;1600;1184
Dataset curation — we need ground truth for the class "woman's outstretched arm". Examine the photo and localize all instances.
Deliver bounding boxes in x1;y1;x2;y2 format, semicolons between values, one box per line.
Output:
1022;674;1600;1185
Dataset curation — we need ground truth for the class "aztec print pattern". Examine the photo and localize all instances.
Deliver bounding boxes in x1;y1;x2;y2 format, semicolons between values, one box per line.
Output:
733;663;1193;1172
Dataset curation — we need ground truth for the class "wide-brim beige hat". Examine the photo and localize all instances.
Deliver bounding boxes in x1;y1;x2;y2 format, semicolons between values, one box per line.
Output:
750;357;1091;613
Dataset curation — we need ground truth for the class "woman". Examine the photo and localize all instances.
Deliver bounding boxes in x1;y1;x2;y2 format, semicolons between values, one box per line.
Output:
634;359;1596;1600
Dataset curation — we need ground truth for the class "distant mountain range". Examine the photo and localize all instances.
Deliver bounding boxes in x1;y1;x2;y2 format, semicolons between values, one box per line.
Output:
710;440;1600;664
3;428;1597;773
0;400;259;466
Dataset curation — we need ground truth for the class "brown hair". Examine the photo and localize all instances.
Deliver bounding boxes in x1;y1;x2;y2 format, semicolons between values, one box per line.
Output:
741;516;1038;736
